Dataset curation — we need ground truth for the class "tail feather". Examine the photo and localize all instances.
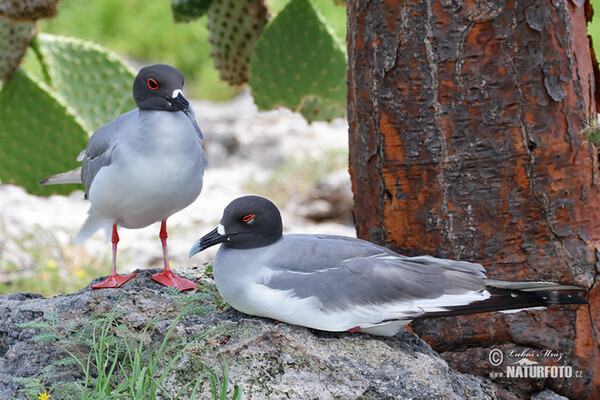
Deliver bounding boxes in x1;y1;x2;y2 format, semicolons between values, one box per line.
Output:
73;208;112;244
486;279;584;292
40;167;82;186
416;287;588;319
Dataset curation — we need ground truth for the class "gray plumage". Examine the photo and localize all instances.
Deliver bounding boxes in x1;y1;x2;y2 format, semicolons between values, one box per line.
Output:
42;65;207;239
41;64;206;290
263;235;486;311
190;196;588;336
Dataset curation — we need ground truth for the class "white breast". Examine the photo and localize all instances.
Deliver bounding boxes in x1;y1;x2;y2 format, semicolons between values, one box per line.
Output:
88;111;206;229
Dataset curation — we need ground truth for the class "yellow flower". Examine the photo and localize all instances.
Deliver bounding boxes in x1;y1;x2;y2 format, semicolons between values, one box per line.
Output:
37;390;51;400
45;258;58;270
74;268;86;279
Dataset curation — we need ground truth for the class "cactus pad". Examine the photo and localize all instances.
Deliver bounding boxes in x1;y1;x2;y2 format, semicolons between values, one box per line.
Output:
171;0;213;23
0;70;88;195
35;34;136;133
206;0;269;86
0;16;35;81
299;94;346;122
0;0;59;21
248;0;346;122
581;117;600;147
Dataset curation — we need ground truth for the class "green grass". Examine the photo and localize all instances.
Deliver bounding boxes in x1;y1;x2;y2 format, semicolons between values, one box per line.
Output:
0;227;114;296
14;293;240;399
34;0;347;102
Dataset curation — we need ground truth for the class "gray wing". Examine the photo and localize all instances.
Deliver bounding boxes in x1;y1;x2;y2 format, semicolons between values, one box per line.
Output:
185;107;208;167
191;118;205;141
80;109;137;193
185;105;204;141
193;119;209;168
264;235;487;311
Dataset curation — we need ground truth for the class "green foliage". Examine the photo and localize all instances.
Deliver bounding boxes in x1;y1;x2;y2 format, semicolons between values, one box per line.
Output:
0;223;113;296
35;34;136;132
171;0;214;23
0;16;35;81
0;30;137;196
14;296;241;399
269;0;346;43
248;0;346;122
40;0;238;102
299;94;347;123
166;283;220;314
190;354;242;400
588;0;600;56
206;0;269;85
171;0;347;122
0;0;59;20
0;69;88;195
581;117;600;147
0;0;348;197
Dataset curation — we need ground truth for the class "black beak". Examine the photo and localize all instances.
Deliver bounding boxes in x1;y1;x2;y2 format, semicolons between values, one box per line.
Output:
189;226;229;258
168;92;191;116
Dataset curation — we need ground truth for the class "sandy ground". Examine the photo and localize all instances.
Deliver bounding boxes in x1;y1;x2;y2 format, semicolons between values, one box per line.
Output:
0;90;355;285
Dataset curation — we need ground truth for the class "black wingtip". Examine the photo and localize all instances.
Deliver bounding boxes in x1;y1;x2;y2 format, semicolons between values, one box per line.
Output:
551;291;589;305
417;287;588;320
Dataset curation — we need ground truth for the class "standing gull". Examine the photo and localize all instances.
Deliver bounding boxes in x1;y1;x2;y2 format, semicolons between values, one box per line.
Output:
41;64;207;290
189;195;588;336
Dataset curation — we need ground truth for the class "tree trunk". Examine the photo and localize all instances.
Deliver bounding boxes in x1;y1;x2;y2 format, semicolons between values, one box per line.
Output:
347;0;600;398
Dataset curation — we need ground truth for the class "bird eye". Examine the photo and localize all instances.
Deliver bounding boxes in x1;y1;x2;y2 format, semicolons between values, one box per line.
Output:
242;214;255;223
147;78;159;90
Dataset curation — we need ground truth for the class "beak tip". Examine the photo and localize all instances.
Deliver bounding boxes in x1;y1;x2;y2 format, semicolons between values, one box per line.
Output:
189;226;227;258
189;242;201;258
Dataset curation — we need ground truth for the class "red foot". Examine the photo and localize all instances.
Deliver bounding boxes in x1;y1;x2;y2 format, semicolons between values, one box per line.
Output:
347;326;361;333
273;319;282;325
91;272;137;289
151;269;197;291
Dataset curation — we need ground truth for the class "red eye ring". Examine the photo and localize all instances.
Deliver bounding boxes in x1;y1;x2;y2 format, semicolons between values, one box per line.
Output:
147;78;159;90
242;214;255;223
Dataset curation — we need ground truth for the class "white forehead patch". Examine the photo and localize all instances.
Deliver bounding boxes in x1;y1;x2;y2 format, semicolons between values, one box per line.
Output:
172;89;183;99
217;224;225;235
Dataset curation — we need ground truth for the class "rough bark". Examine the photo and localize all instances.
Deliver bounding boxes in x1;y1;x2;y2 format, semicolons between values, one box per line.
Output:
347;0;600;398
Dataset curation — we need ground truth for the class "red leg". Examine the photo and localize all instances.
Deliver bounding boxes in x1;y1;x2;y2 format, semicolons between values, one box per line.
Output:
151;220;197;291
347;326;361;333
92;224;136;289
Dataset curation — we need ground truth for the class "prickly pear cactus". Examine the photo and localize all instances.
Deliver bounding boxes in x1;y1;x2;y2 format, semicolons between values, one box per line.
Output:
248;0;346;122
581;117;600;147
171;0;213;23
0;70;88;195
0;30;138;196
0;0;59;20
206;0;269;85
35;34;137;133
300;95;346;123
0;16;35;81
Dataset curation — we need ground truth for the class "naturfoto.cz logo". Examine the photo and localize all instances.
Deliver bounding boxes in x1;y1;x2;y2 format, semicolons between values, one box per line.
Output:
488;348;584;379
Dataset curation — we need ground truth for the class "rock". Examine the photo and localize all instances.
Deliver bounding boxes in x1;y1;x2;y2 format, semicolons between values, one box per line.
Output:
292;169;354;224
531;389;570;400
0;269;498;399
